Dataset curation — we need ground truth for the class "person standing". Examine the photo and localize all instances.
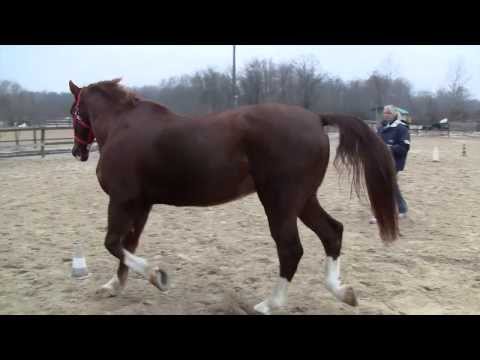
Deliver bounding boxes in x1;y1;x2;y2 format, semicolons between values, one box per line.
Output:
370;106;410;224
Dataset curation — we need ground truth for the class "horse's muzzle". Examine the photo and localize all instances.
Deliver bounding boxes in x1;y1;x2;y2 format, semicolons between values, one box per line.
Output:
72;144;89;162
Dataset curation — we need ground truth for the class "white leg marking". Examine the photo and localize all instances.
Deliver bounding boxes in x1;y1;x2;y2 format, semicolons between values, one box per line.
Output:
103;276;120;289
123;249;149;277
254;277;289;315
325;256;341;292
325;256;357;306
100;276;124;296
122;249;170;291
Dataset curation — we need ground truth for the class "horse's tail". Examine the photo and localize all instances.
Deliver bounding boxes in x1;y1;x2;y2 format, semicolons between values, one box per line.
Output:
320;113;399;243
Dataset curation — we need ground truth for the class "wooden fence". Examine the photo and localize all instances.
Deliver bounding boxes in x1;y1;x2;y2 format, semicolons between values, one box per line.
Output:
0;126;96;159
1;121;475;159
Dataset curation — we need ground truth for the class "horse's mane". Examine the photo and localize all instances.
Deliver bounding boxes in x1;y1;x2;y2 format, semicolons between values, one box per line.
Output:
86;78;171;114
87;78;140;108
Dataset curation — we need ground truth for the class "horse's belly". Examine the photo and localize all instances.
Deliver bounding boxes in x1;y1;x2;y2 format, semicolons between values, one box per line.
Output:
152;157;255;207
169;172;255;206
206;174;256;205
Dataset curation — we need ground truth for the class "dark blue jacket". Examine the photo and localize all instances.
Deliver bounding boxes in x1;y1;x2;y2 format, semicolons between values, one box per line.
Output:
377;119;410;171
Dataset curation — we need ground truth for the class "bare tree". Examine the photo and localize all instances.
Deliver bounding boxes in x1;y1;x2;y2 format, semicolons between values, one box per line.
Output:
411;91;439;125
448;59;471;110
436;58;473;122
366;71;391;109
277;62;295;104
377;54;401;80
239;59;265;105
2;56;480;128
293;57;323;109
389;78;413;109
263;59;280;103
447;58;471;96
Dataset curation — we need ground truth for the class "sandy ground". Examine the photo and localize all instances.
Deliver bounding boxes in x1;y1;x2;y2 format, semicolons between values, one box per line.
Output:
0;134;479;315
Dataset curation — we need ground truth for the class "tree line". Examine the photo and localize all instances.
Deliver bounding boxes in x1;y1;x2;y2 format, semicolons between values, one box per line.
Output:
1;57;479;127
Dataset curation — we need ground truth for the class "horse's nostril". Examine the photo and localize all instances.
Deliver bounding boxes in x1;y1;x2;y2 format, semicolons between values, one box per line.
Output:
72;146;83;161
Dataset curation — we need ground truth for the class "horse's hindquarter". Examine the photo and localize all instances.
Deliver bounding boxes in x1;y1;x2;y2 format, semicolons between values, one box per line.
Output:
242;104;330;184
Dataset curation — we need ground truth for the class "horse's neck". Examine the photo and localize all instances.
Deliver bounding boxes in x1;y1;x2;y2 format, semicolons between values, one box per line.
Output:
89;100;122;145
91;99;185;145
91;114;113;148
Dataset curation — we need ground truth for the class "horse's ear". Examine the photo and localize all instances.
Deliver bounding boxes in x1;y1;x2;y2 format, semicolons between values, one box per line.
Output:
69;80;81;97
112;78;122;84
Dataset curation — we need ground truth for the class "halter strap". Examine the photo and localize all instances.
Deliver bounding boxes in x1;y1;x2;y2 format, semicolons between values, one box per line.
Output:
73;89;95;145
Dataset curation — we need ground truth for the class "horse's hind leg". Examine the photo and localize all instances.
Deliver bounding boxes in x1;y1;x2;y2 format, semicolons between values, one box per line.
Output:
299;196;358;306
98;204;151;297
99;200;169;296
254;186;305;315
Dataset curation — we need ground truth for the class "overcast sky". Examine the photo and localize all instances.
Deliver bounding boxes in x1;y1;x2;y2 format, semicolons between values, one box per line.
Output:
1;45;479;99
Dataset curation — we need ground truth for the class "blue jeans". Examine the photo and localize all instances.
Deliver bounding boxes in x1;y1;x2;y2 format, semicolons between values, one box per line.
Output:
395;172;408;214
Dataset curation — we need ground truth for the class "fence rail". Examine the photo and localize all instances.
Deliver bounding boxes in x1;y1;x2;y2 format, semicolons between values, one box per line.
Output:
0;126;96;159
1;122;477;159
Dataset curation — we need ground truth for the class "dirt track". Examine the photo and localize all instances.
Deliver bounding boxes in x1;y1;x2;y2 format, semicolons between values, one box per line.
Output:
1;134;479;314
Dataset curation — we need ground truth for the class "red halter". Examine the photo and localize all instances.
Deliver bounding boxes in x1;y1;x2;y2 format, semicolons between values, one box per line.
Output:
73;90;95;146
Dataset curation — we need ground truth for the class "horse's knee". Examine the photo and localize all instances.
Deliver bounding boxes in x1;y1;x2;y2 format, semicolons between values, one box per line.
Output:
123;228;139;253
104;233;123;259
291;241;304;262
324;220;343;259
278;240;304;281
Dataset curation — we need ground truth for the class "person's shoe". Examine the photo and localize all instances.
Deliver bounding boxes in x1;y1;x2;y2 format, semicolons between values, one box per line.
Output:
369;217;377;224
399;212;407;219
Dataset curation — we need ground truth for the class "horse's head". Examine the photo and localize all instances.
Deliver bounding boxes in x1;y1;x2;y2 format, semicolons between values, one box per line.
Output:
69;80;95;162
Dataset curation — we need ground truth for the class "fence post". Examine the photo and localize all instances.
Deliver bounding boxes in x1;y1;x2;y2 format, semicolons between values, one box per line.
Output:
33;129;37;146
15;130;19;146
40;128;45;158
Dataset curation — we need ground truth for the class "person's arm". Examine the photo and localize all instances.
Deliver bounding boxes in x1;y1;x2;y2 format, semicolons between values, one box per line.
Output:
390;126;410;157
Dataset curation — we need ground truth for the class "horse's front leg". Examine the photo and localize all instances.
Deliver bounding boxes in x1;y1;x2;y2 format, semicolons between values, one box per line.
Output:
97;200;168;297
97;203;151;297
96;161;109;195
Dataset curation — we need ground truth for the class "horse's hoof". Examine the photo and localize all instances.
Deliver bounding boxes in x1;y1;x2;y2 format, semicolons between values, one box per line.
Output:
340;286;358;307
95;277;124;298
95;285;120;298
254;300;272;315
149;267;170;291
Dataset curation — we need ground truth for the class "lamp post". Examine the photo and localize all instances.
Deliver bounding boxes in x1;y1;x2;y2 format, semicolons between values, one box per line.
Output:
232;45;238;107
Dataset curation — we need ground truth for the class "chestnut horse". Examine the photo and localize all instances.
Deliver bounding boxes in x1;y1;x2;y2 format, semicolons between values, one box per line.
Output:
69;79;399;314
